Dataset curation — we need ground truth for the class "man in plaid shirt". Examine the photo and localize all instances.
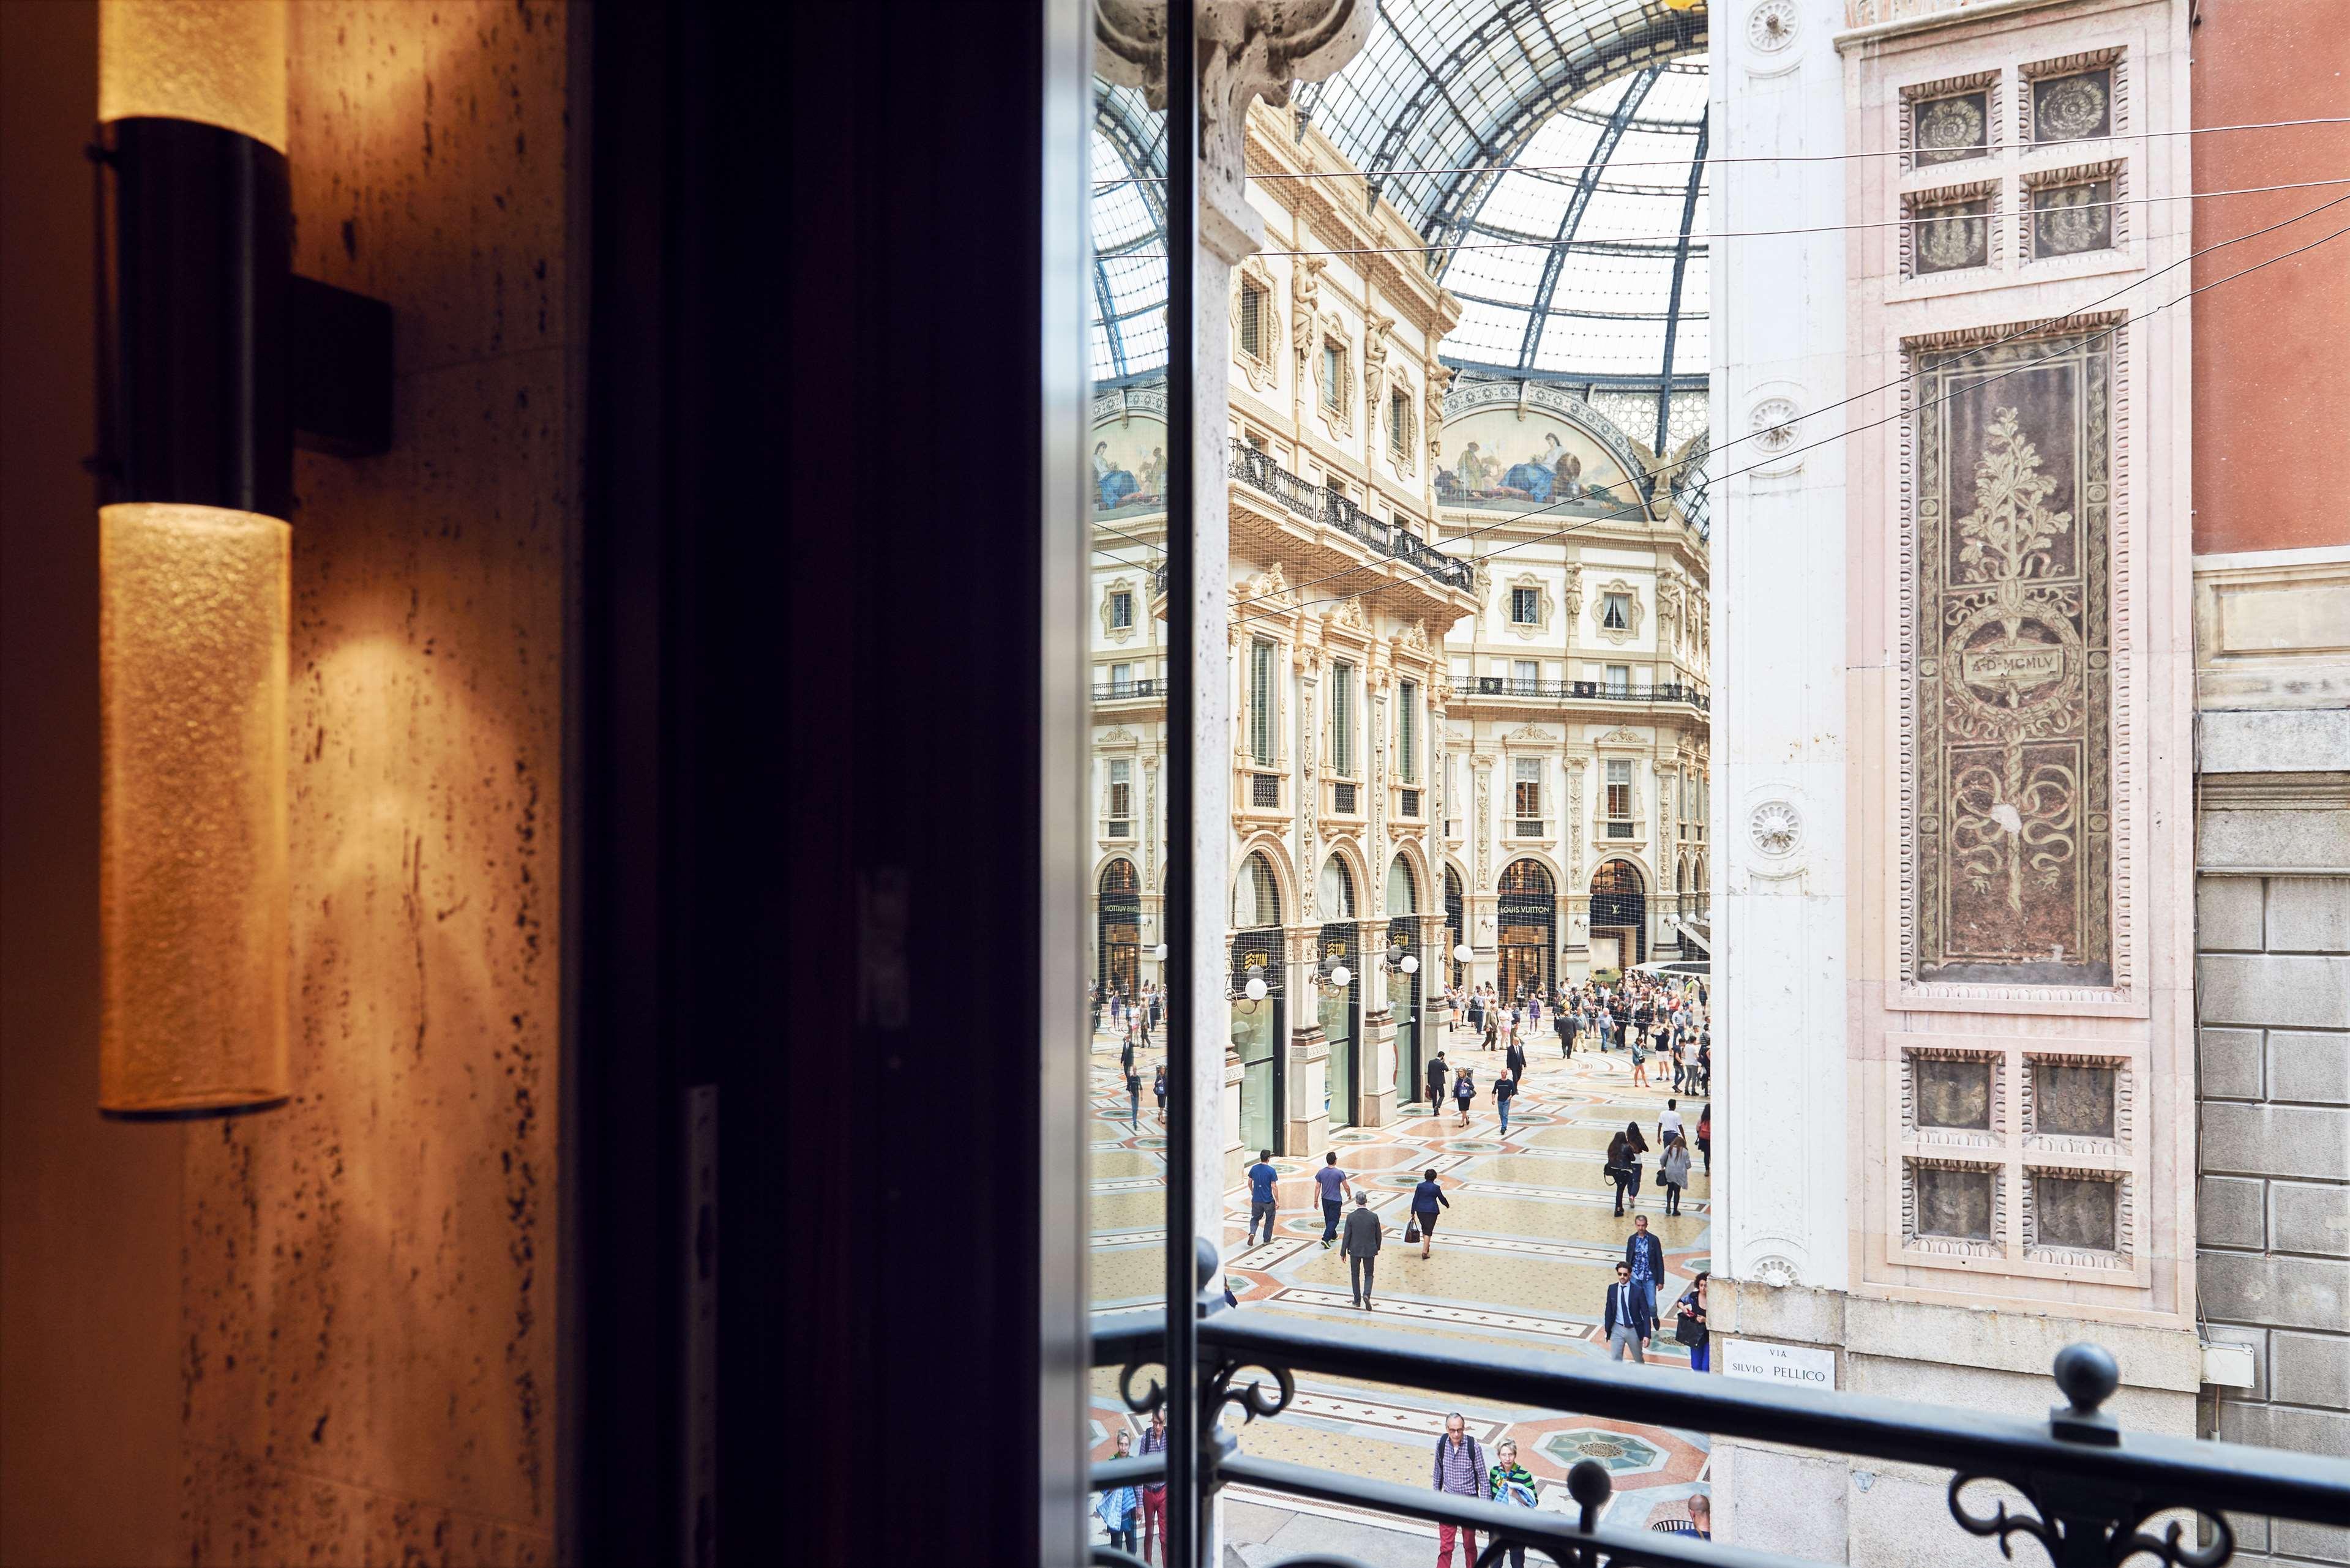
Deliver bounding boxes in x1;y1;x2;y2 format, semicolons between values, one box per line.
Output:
1431;1411;1488;1567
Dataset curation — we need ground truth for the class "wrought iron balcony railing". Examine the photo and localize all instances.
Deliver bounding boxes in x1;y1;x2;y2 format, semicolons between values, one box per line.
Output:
1228;440;1477;595
1088;1240;2350;1568
1092;679;1163;701
1459;676;1712;712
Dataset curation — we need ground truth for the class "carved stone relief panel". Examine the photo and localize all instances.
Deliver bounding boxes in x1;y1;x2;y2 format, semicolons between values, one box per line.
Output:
1916;1056;1992;1130
1910;86;1991;168
2030;1060;2114;1138
1906;1158;2000;1250
2023;1167;2130;1264
2030;68;2112;146
1906;329;2113;989
2023;162;2124;261
1906;183;1997;278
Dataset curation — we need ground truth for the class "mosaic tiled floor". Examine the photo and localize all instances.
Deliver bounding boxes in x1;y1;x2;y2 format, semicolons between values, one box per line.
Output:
1088;1015;1716;1562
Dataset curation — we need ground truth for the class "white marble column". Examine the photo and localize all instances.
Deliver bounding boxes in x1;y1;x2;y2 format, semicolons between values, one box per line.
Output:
1711;0;1851;1295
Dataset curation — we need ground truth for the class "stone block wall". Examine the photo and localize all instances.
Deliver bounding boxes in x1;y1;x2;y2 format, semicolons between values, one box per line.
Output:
2196;872;2350;1568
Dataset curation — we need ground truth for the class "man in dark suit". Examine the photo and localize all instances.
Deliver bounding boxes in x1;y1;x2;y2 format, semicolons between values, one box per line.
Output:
1424;1050;1448;1113
1603;1261;1653;1362
1340;1190;1383;1310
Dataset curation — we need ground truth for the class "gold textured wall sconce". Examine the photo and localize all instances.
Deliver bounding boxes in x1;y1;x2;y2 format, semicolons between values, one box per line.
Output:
94;0;390;1118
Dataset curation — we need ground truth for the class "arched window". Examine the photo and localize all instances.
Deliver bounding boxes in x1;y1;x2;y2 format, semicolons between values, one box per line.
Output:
1386;854;1417;915
1098;859;1141;991
1232;851;1281;930
1590;859;1648;966
1496;859;1555;997
1319;854;1356;920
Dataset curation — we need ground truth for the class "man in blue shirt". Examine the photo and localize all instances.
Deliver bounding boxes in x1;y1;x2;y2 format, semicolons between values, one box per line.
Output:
1245;1150;1279;1247
1315;1151;1353;1249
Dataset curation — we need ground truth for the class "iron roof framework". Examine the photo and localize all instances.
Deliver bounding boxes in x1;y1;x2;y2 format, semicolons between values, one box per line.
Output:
1090;1;1710;450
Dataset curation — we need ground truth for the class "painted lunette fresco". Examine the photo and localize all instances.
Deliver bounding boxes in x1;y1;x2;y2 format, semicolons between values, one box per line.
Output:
1911;330;2113;987
1435;407;1636;513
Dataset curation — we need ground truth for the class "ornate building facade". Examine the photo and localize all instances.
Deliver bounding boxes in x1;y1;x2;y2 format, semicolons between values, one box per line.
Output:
1088;95;1716;1172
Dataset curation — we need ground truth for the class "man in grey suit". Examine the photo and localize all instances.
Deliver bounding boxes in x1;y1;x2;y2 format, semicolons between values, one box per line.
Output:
1341;1190;1383;1310
1603;1260;1654;1362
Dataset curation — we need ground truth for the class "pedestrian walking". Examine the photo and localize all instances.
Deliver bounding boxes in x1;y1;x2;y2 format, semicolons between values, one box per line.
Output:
1341;1189;1382;1310
1657;1097;1685;1150
1453;1066;1475;1127
1488;1438;1540;1568
1120;1031;1136;1080
1411;1168;1450;1259
1137;1405;1168;1563
1152;1062;1168;1121
1505;1036;1527;1086
1603;1260;1653;1363
1125;1064;1142;1130
1494;1070;1517;1137
1093;1432;1140;1554
1629;1028;1650;1089
1424;1051;1449;1115
1625;1212;1665;1315
1697;1103;1712;1175
1606;1123;1648;1216
1315;1151;1352;1249
1560;1006;1579;1058
1660;1134;1691;1216
1675;1272;1711;1373
1467;990;1486;1037
1431;1413;1489;1568
1245;1149;1279;1247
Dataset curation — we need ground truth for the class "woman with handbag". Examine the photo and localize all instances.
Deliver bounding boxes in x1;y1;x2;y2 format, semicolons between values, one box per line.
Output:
1675;1272;1711;1372
1410;1168;1450;1259
1660;1132;1691;1216
1453;1066;1476;1127
1607;1123;1648;1217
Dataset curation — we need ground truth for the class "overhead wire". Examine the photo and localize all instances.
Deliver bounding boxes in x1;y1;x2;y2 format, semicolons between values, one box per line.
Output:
1227;212;2350;629
1118;178;2350;262
1222;187;2349;616
1088;116;2350;190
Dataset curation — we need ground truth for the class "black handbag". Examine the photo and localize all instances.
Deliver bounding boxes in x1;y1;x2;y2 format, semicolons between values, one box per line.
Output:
1404;1218;1421;1244
1675;1310;1706;1347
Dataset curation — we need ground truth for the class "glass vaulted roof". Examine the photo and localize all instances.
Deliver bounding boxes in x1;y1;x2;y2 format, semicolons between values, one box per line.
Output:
1090;1;1710;390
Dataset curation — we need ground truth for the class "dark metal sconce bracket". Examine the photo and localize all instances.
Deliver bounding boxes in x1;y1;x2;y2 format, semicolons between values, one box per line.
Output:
290;275;393;460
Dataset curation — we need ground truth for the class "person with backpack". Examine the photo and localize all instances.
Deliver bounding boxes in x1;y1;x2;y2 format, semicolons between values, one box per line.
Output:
1431;1413;1489;1568
1494;1069;1517;1137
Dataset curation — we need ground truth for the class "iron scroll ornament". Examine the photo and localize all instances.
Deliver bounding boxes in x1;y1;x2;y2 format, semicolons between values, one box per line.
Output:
1947;1473;2231;1568
1946;1344;2232;1568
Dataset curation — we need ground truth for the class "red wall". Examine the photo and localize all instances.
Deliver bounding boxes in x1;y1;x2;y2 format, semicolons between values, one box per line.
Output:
2190;0;2350;555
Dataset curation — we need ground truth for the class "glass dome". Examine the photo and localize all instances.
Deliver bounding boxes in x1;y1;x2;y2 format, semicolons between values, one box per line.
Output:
1091;1;1710;403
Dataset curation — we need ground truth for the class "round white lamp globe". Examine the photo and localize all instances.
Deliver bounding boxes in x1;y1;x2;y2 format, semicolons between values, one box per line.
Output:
1400;954;1419;974
1245;976;1268;1002
1453;943;1473;963
1153;943;1170;961
1330;965;1352;988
